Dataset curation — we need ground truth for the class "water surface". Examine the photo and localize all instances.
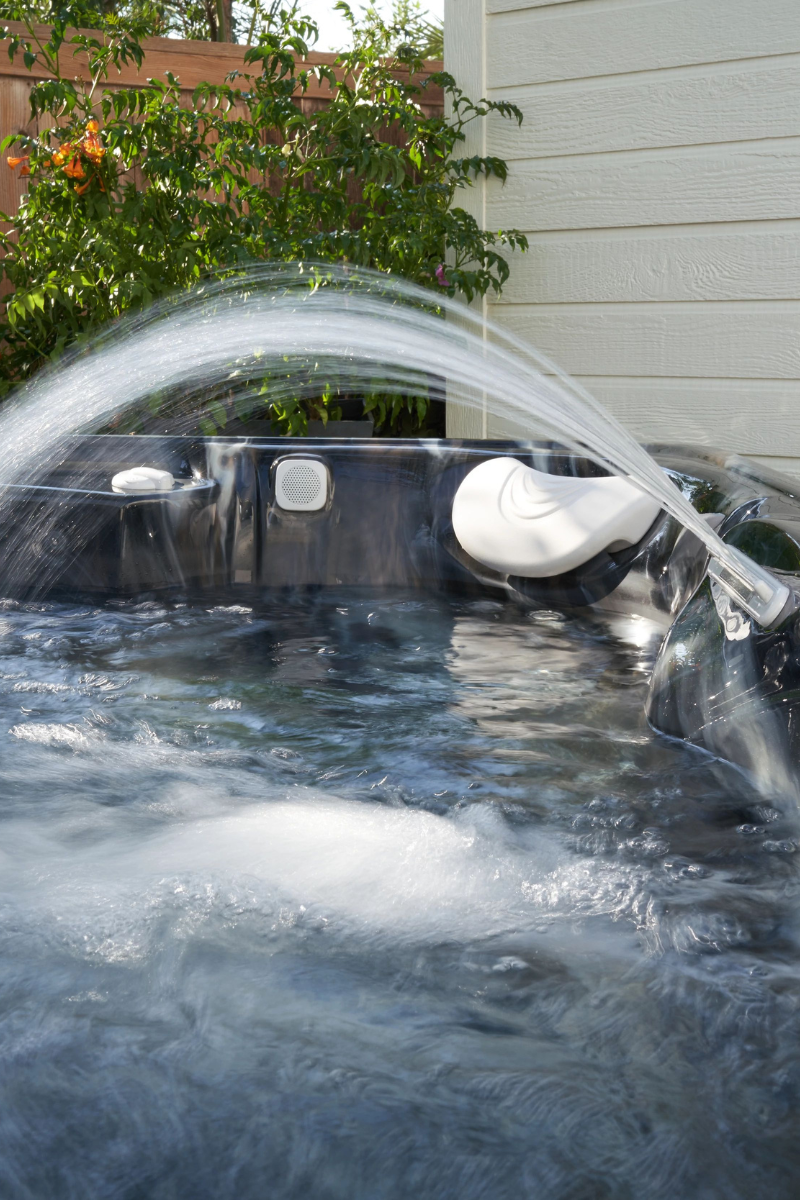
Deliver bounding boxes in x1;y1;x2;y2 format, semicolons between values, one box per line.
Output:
1;593;798;1199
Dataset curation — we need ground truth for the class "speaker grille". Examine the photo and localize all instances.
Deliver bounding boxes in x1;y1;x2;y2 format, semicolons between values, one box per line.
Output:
274;457;329;511
281;464;322;505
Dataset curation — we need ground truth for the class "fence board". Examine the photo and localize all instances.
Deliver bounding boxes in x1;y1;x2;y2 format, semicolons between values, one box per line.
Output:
0;76;34;216
0;23;442;100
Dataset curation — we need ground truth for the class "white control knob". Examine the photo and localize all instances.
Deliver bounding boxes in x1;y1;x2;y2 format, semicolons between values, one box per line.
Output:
111;467;175;494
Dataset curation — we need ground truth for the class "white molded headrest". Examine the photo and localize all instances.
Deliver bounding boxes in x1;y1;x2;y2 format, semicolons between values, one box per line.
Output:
111;467;175;494
452;457;662;578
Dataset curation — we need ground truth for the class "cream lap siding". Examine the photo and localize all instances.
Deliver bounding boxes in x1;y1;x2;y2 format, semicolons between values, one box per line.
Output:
445;0;800;476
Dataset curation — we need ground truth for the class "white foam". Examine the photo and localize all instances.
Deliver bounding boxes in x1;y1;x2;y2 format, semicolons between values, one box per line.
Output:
8;721;98;749
0;779;647;971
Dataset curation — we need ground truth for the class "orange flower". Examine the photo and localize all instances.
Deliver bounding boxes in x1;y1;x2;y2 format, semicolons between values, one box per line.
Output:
7;154;29;170
50;121;106;191
78;120;106;164
81;132;105;164
52;139;78;167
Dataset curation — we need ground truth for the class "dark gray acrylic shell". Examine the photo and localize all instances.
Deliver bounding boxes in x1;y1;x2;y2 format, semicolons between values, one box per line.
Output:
3;434;800;793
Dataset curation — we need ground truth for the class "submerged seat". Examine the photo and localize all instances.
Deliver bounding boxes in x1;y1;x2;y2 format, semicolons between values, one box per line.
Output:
451;457;662;578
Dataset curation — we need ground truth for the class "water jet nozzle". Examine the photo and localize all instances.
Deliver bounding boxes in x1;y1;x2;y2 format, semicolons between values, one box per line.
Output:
707;546;796;629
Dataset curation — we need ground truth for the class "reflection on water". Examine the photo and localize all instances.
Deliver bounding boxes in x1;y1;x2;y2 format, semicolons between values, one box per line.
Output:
0;592;798;1199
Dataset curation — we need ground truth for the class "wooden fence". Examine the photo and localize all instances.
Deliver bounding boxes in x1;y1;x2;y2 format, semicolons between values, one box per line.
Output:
0;22;443;217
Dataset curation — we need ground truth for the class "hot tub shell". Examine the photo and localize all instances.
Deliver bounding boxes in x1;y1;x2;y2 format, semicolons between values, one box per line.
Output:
4;434;800;792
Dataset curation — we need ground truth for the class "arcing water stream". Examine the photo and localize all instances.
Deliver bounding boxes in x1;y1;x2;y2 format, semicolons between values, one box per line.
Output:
0;264;786;622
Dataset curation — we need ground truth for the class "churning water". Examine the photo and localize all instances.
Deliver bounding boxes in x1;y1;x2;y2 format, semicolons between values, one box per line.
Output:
2;590;800;1199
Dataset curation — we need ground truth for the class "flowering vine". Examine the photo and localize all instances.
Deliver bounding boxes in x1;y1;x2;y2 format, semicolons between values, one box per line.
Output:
8;118;108;197
51;119;107;195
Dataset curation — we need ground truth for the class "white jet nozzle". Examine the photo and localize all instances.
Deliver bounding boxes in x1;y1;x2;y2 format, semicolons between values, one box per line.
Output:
708;545;795;630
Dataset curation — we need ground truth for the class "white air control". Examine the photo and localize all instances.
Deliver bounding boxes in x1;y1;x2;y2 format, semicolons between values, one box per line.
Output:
111;467;175;494
274;457;329;512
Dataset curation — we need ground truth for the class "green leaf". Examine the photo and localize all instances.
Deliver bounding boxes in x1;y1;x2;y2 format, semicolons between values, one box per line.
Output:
208;400;228;429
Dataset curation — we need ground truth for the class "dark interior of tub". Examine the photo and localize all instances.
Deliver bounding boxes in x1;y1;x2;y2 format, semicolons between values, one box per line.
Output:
3;436;800;1200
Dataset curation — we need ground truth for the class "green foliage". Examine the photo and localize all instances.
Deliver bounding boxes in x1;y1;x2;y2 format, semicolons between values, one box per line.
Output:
0;0;245;43
0;1;527;433
358;0;443;60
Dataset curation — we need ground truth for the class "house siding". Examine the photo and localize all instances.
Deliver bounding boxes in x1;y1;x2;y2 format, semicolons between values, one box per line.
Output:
445;0;800;475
